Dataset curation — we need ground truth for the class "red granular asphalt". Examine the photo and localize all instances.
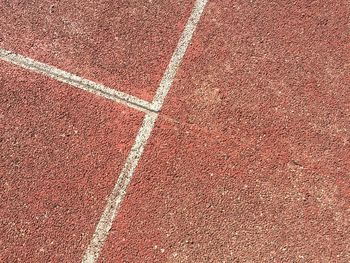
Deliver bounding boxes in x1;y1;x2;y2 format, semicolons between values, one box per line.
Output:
1;0;350;262
0;0;194;101
99;1;350;262
100;119;350;263
0;61;143;262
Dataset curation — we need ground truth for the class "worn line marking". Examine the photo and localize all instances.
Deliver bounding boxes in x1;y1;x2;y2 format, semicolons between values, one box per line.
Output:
82;113;157;263
0;48;155;114
81;0;208;262
151;0;208;111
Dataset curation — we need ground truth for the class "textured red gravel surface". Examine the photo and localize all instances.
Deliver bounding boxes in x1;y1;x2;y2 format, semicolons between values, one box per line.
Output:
99;1;350;262
0;61;143;262
0;0;194;101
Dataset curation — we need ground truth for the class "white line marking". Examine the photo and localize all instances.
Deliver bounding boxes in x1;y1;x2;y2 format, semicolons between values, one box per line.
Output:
81;113;157;263
0;48;154;114
152;0;208;111
82;0;208;262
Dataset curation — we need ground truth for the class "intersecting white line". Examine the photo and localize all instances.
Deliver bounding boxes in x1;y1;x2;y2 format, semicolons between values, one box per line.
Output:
0;0;208;261
0;48;155;114
81;0;208;262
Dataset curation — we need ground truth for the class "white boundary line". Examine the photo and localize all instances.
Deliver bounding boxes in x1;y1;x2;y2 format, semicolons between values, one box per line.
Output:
151;0;209;111
0;48;155;114
82;113;157;262
81;0;208;262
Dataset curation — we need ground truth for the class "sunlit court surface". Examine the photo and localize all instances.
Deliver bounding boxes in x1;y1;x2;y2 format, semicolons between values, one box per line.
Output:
1;1;349;262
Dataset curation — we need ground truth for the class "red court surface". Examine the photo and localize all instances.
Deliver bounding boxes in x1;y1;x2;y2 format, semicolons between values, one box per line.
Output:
1;0;350;262
98;1;350;262
0;62;143;262
0;0;194;101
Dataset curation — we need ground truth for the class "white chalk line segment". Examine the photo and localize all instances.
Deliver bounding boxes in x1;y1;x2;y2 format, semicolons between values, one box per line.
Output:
152;0;208;111
81;0;208;262
81;113;157;263
0;48;155;114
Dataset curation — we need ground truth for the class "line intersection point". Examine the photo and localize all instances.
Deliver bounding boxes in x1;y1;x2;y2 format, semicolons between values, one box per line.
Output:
82;0;208;262
0;0;208;261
